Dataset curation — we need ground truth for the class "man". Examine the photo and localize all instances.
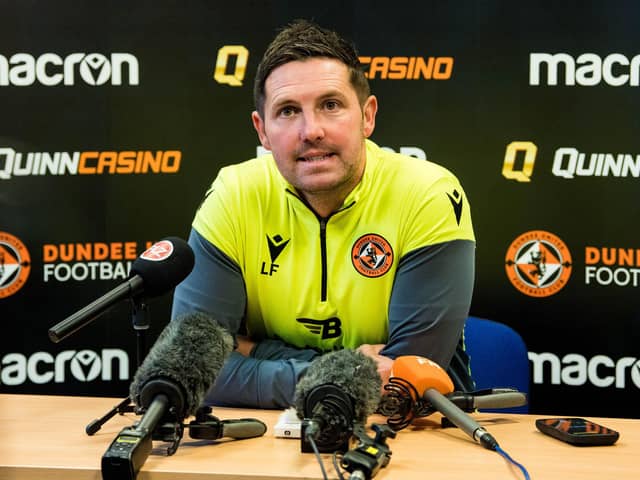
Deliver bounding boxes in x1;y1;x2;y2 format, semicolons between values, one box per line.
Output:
172;19;476;408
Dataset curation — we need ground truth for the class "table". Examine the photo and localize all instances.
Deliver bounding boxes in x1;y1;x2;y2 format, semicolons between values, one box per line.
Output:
1;394;638;479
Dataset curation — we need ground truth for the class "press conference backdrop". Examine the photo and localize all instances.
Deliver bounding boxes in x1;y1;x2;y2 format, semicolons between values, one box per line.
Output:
1;1;639;418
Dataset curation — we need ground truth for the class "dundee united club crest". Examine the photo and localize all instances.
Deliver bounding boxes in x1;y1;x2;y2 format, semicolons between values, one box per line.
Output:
351;233;394;278
0;232;31;298
505;230;572;297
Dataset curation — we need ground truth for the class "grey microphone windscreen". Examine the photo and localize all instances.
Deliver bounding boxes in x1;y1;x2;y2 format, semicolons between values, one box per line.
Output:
294;349;382;423
129;312;233;419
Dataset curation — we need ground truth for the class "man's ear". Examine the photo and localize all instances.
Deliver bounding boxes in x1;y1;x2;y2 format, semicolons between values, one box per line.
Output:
251;111;271;150
362;95;378;138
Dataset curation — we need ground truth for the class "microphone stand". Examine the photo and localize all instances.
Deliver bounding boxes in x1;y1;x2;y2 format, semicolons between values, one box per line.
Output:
86;296;149;436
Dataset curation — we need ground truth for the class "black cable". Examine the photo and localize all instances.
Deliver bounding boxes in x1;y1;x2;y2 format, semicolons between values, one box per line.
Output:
332;451;346;480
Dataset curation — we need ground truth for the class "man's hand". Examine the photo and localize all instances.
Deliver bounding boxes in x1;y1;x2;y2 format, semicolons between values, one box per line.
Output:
356;344;393;390
235;335;257;356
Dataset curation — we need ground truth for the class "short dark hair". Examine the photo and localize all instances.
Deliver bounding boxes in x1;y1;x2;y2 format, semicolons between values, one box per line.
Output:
253;19;370;116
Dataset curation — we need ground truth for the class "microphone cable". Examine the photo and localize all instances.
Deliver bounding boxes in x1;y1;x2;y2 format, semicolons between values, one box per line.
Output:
455;425;530;480
332;452;346;480
305;430;330;480
495;445;531;480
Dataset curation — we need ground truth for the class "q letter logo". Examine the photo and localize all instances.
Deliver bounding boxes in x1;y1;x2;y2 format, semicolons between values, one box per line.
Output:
214;46;249;86
503;141;537;182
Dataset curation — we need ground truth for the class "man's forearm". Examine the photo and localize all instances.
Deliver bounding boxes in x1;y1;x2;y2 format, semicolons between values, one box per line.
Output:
204;351;313;408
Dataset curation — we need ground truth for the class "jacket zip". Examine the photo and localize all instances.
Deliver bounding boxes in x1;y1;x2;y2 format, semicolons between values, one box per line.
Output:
286;189;356;302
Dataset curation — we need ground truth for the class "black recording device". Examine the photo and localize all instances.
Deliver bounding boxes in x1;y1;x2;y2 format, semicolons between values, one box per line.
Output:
294;349;382;453
102;428;153;480
340;423;396;480
102;394;175;480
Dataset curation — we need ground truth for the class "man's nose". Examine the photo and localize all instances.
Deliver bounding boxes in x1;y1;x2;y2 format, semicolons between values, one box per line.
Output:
300;111;325;142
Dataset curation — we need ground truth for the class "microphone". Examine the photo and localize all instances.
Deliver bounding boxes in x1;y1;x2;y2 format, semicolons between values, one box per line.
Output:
388;356;500;450
101;312;234;480
294;349;382;453
49;237;194;343
447;389;527;412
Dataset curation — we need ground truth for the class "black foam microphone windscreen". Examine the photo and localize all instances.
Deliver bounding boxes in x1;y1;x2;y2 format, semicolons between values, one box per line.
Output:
129;312;234;420
129;236;195;297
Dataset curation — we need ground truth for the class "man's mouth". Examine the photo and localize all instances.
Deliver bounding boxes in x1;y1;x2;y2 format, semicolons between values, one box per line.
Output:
298;153;335;161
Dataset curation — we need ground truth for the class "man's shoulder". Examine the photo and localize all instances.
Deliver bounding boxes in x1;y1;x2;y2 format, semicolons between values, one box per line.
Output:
218;154;276;183
212;154;287;200
369;141;461;191
199;154;283;219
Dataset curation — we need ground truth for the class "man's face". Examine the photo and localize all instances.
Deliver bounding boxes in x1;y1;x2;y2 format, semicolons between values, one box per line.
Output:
252;57;377;204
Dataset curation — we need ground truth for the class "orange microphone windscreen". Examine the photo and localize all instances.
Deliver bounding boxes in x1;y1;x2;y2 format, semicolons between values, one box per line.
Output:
390;355;454;395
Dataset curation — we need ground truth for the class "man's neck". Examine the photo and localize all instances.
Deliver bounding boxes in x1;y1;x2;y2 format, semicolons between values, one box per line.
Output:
303;193;347;218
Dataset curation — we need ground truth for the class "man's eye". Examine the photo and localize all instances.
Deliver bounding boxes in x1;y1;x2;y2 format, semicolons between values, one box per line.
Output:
325;100;340;110
279;106;296;117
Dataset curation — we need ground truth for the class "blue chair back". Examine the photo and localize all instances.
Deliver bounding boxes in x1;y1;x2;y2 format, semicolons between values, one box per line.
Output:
464;316;530;413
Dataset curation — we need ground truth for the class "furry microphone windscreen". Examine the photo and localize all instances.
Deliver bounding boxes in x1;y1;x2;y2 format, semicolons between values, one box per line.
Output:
294;349;382;423
129;312;233;419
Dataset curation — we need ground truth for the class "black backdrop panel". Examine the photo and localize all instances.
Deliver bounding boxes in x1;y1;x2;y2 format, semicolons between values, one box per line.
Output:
2;1;639;418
